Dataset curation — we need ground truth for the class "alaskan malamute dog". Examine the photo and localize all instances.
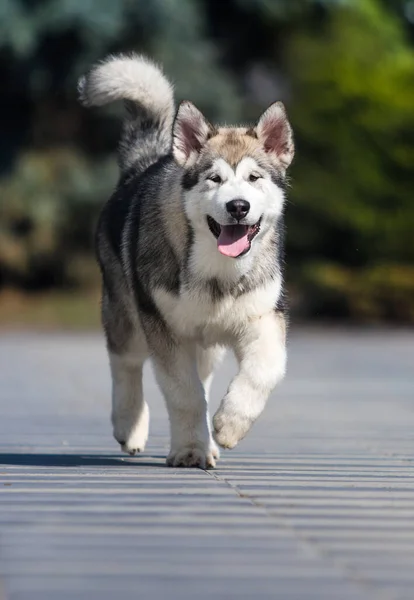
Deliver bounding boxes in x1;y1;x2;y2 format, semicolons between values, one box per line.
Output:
79;54;294;468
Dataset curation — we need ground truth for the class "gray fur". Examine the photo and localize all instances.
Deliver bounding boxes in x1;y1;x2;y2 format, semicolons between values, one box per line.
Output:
79;54;174;171
79;54;292;467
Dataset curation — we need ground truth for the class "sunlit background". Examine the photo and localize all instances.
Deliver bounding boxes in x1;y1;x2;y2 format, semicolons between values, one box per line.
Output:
1;0;413;328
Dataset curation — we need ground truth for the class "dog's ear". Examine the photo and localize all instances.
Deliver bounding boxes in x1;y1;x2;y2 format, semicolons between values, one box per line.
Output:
256;102;294;169
173;101;214;168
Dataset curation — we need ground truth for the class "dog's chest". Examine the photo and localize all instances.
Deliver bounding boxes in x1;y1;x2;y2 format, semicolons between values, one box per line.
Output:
153;278;281;344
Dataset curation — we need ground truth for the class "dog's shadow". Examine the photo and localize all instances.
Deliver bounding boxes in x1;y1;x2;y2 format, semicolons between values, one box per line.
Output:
0;453;166;468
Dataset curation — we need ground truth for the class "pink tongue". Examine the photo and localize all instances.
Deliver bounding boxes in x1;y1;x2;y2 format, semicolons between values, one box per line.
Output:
217;225;250;257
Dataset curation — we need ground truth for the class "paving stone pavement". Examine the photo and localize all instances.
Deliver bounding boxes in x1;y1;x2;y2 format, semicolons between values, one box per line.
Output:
0;329;413;600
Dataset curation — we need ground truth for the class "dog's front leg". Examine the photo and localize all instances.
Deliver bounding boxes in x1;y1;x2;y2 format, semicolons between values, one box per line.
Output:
213;311;286;449
153;343;218;468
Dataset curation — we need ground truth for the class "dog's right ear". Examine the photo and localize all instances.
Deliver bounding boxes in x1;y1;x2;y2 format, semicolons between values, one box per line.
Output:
173;101;214;168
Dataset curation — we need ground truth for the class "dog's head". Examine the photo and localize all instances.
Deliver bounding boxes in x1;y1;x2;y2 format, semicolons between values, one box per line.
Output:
173;101;294;259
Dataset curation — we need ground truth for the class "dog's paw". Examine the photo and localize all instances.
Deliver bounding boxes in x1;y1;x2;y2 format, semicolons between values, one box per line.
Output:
113;403;149;456
118;438;146;456
166;443;217;469
213;405;251;449
115;428;148;455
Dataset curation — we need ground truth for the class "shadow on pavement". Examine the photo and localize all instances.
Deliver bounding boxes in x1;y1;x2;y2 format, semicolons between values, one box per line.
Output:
0;453;166;468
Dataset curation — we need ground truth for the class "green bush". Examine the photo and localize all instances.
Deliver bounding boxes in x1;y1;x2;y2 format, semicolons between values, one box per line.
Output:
284;0;414;320
300;263;414;322
0;149;117;288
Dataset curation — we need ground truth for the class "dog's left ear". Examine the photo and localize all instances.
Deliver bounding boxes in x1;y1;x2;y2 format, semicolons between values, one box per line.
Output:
256;102;294;169
173;101;214;168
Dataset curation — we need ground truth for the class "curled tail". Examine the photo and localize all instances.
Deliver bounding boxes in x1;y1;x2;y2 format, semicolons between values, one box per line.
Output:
78;54;175;172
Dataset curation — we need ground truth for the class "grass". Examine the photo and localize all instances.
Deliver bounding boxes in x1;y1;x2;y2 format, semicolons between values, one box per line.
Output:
0;289;101;331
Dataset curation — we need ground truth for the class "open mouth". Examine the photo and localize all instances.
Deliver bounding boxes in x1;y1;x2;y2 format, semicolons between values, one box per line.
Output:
207;216;262;258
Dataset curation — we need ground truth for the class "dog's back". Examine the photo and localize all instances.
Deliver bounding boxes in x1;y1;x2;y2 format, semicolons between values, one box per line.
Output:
80;56;187;355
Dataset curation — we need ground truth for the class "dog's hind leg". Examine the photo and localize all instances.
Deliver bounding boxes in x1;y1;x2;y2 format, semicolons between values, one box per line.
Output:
196;345;226;400
110;351;149;455
196;345;226;461
103;291;150;455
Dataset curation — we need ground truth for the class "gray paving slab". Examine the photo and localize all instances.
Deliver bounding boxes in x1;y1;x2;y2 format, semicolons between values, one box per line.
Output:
0;329;413;599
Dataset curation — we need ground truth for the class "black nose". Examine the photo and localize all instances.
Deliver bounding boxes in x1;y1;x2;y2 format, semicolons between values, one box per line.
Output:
226;199;250;221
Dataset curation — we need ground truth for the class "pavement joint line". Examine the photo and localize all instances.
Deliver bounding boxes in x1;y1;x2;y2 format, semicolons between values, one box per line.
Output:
205;468;400;600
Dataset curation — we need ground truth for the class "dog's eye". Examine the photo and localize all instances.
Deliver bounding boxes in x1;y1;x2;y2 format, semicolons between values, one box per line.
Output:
249;174;261;183
208;174;222;184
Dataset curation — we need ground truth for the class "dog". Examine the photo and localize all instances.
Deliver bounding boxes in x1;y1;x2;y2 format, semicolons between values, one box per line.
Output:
78;54;294;468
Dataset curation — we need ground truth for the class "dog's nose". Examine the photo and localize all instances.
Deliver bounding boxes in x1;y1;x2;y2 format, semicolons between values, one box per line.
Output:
226;199;250;221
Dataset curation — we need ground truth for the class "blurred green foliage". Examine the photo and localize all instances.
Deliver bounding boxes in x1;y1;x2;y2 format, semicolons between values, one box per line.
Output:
0;0;413;321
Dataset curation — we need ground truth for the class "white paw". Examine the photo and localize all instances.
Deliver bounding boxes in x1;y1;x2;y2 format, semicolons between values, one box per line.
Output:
213;403;251;449
119;431;148;456
166;442;218;469
113;403;149;455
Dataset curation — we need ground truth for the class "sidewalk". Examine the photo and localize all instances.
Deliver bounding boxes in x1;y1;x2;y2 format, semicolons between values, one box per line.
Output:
0;330;413;600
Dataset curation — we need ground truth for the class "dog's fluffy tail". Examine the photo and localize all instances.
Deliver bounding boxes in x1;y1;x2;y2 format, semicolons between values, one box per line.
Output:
78;54;175;172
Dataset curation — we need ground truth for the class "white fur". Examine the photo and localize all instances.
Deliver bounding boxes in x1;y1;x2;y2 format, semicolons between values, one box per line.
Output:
113;277;285;462
184;156;285;280
113;150;286;464
214;312;286;448
152;278;286;452
78;54;174;125
153;345;218;468
110;317;226;467
152;174;286;454
196;345;226;400
200;157;284;227
110;351;149;455
83;53;290;467
153;277;282;344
